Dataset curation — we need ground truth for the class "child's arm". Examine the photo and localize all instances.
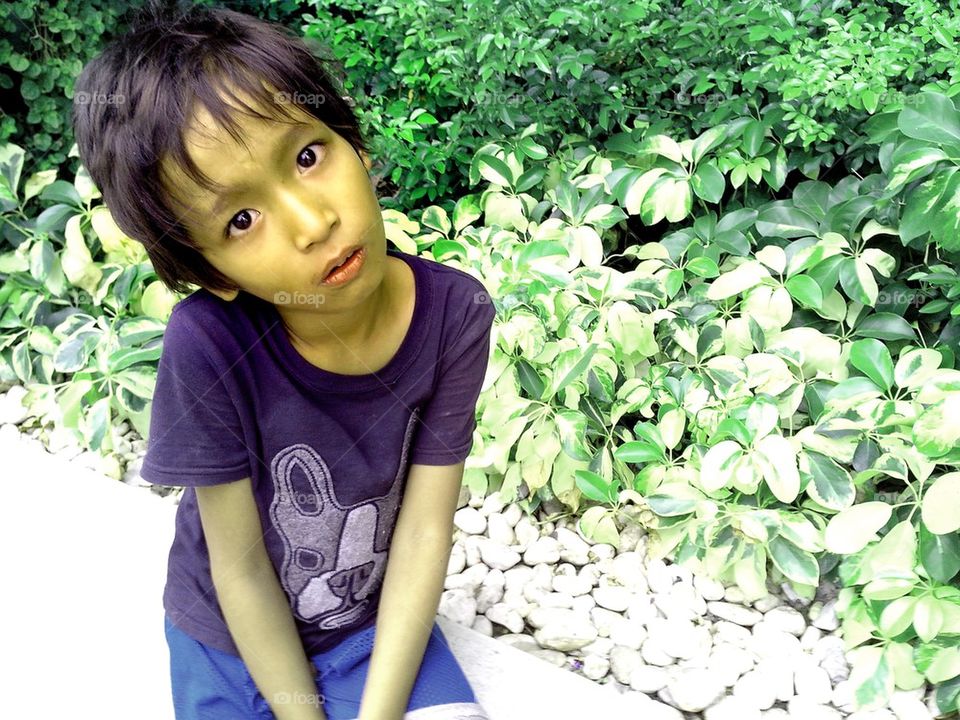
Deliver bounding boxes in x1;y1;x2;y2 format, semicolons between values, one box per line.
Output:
196;477;327;720
357;461;467;720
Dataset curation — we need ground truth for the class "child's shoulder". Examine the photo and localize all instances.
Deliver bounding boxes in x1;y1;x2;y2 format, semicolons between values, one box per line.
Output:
161;288;261;357
168;288;258;327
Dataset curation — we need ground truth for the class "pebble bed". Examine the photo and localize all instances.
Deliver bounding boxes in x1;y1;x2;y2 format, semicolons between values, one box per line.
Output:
0;384;950;720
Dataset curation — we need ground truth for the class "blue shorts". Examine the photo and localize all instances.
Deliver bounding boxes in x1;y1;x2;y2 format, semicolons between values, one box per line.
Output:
164;616;488;719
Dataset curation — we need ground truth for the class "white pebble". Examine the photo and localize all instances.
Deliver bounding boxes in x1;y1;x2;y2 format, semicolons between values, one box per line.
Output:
708;601;764;626
593;585;633;612
453;506;486;534
522;536;560;565
705;696;762;720
794;662;833;705
581;654;610;680
485;603;524;633
552;573;593;597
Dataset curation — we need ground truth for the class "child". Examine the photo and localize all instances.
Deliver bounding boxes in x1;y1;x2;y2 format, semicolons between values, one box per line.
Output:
72;3;495;719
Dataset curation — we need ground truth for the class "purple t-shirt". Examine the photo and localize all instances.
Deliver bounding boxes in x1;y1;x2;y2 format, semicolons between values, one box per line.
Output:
140;249;495;657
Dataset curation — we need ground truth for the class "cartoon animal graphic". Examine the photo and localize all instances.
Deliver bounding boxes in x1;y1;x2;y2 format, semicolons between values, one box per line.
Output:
269;409;419;629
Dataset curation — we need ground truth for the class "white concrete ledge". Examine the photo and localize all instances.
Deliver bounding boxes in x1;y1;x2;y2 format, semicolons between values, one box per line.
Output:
2;427;652;719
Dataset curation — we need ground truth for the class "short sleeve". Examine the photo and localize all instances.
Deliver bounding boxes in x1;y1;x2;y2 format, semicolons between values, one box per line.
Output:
409;289;496;466
140;308;251;486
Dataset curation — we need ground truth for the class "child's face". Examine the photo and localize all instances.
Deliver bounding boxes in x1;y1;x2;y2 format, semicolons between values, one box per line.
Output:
162;90;387;314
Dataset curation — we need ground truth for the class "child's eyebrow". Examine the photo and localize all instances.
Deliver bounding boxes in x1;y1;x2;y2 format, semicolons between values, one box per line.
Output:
209;121;315;217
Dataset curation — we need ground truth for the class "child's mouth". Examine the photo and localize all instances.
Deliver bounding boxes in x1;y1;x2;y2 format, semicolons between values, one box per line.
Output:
321;248;365;286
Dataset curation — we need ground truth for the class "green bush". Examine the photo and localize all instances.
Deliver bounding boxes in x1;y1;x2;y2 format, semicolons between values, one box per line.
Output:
300;0;959;215
375;90;960;713
0;1;133;182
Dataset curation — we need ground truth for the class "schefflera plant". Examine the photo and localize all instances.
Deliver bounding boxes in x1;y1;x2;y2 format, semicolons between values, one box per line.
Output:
819;344;960;714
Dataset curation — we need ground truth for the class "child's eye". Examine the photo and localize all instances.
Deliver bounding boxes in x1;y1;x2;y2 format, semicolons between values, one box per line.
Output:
296;141;325;170
222;141;326;239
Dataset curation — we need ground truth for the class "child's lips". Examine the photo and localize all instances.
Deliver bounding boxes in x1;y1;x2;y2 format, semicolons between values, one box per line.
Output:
317;247;366;286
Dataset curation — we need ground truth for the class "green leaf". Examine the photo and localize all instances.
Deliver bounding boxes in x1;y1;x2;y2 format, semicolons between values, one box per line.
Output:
477;154;514;187
742;119;765;156
700;439;742;492
914;596;945;642
756;434;800;503
921;472;960;534
516;359;545;400
517;136;549;161
900;170;958;243
880;595;919;637
640;134;683;163
849;339;895;391
936;674;960;713
690;162;725;203
578;506;620;545
927;647;960;684
113;368;157;398
768;536;819;586
803;450;855;510
707;260;770;300
717;208;759;233
575;469;616;503
825;501;892;553
555;410;591;461
0;143;25;199
690;125;729;164
550;344;598;397
863;576;918;601
52;331;100;373
420;206;451;235
849;646;894;711
583;204;627;229
853;313;917;341
914;401;960;459
29;239;54;282
453;195;483;232
839;257;878;305
898;92;960;146
918;524;960;583
107;345;162;373
785;274;823;309
476;33;495;62
755;204;820;238
894;348;942;389
886;143;948;193
624;168;668;215
645;494;697;516
686;256;719;278
615;441;666;464
644;177;692;224
23;169;57;202
734;544;768;601
117;317;167;346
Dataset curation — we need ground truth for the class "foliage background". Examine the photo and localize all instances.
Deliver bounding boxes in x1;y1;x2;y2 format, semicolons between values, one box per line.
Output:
1;0;959;713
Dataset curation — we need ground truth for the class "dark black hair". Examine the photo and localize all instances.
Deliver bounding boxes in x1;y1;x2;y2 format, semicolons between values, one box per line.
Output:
71;0;368;295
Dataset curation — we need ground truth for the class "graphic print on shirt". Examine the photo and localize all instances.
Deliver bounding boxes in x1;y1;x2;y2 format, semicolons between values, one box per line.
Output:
269;408;420;630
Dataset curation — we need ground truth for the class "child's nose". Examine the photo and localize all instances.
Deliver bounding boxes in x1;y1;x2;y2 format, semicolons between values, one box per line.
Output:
277;189;338;250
